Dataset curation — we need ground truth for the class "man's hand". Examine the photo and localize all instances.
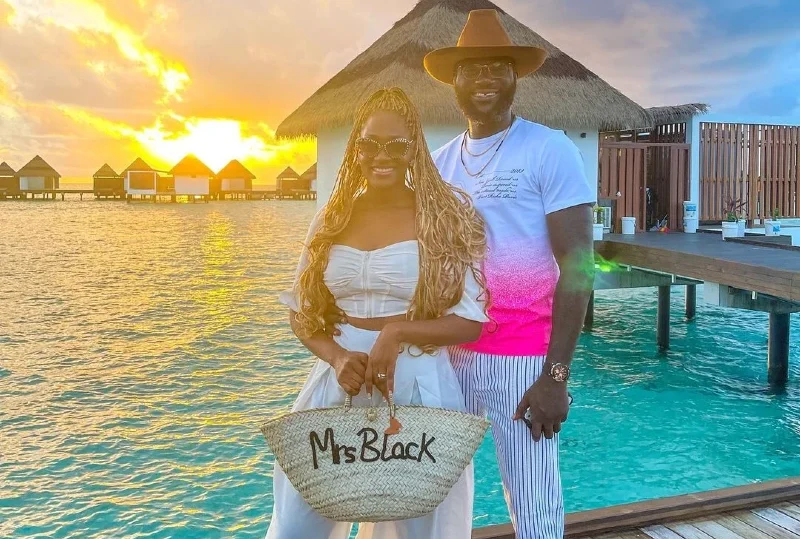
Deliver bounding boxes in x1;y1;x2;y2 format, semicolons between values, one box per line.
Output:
323;302;348;337
331;349;368;396
513;375;569;442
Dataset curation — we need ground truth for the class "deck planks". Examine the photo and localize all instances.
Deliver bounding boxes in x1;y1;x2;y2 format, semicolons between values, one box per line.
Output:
595;232;800;301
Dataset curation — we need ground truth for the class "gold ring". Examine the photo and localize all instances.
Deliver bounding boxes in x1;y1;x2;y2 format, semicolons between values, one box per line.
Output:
376;373;387;380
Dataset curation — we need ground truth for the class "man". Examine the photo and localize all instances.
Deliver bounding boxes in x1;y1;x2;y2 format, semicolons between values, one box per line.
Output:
423;9;596;539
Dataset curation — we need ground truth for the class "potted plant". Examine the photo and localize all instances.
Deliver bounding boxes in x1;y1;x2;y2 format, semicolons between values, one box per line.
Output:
721;197;745;239
592;205;604;240
765;208;781;236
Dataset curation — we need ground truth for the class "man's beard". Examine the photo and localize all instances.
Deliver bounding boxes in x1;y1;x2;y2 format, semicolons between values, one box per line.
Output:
455;80;516;125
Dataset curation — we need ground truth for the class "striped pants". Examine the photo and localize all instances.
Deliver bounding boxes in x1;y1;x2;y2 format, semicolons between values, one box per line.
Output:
450;348;563;539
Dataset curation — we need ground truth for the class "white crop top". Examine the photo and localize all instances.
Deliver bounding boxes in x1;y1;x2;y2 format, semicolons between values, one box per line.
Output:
279;209;488;322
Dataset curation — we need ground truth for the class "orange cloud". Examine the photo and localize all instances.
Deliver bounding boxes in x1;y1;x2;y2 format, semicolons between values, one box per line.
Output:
7;0;189;101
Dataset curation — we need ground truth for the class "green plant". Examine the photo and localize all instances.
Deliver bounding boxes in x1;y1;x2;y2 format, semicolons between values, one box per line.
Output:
723;196;745;222
594;205;605;225
772;208;780;220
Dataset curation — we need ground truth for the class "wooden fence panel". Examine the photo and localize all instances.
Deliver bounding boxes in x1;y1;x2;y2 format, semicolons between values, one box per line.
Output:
599;142;689;231
701;122;800;221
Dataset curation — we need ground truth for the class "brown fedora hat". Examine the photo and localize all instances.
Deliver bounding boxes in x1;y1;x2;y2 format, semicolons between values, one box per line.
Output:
424;9;547;85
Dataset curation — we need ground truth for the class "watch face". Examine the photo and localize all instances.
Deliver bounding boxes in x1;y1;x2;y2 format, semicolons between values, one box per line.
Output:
551;363;569;382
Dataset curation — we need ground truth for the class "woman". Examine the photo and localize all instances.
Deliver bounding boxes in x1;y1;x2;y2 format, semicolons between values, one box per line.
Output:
268;87;488;539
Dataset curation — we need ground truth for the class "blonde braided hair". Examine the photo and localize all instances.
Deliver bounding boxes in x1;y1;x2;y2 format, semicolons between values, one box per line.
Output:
295;87;488;341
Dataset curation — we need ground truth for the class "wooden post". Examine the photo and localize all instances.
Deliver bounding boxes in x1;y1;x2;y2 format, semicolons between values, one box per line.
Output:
768;312;789;386
584;292;594;330
658;286;670;350
686;284;696;320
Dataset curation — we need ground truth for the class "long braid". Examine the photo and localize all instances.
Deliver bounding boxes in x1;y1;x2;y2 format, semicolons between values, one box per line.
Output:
295;87;488;340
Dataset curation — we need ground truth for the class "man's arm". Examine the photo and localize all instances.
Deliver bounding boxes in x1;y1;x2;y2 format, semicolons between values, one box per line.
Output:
514;203;594;441
544;203;595;371
514;130;597;441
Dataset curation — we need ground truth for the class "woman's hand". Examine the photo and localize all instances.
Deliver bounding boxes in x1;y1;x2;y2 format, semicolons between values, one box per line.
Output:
366;324;402;398
323;303;348;337
331;349;368;396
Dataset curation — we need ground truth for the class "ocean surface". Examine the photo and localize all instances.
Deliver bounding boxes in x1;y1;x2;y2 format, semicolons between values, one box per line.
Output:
1;193;799;538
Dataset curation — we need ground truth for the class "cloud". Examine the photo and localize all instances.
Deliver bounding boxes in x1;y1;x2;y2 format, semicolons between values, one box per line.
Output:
5;0;188;102
0;21;164;110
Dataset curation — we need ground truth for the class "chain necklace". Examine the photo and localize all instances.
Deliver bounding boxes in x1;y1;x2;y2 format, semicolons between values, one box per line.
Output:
459;117;514;178
463;127;506;157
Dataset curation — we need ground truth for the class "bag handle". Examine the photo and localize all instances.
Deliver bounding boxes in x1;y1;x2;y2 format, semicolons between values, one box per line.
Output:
344;392;396;419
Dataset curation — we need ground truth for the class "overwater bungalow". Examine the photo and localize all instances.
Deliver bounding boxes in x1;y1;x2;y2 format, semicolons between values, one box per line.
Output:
170;154;215;197
92;163;125;199
216;159;255;199
17;155;60;192
0;161;19;198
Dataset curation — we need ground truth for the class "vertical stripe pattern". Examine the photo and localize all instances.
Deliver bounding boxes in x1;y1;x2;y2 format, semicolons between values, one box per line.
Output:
450;348;564;539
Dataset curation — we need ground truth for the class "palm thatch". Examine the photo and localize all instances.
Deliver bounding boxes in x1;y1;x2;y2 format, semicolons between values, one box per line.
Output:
93;163;119;179
646;103;709;126
300;163;317;181
121;157;154;176
278;166;300;179
0;162;15;177
277;0;649;137
216;159;256;179
16;155;60;178
170;154;215;177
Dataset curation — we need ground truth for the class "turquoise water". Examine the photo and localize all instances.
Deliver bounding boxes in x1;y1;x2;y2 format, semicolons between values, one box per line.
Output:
0;197;799;538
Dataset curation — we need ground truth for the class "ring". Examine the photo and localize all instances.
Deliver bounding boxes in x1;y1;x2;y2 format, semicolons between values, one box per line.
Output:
376;373;387;380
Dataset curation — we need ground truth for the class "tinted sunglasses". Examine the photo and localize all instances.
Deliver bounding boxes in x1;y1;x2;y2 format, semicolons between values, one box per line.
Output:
356;137;413;159
458;61;513;80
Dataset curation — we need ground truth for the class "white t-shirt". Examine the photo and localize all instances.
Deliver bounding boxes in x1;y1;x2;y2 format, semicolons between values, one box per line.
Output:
432;117;596;356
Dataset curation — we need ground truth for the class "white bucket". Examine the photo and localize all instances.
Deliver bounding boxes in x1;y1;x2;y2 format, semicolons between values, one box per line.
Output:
737;220;746;237
683;201;698;219
721;221;738;239
683;201;698;233
592;223;604;241
765;220;781;236
621;217;636;235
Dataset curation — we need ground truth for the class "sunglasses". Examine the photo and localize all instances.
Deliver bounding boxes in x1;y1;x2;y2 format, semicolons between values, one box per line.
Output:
458;61;513;80
356;137;413;159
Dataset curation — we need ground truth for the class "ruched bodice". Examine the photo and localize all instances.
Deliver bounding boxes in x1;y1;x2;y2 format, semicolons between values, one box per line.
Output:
324;240;419;318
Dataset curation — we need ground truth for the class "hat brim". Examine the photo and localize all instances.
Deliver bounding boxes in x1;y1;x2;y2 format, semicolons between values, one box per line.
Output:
423;46;547;85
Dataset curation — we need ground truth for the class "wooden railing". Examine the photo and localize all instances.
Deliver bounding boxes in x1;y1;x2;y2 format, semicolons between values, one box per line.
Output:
700;122;800;222
598;142;690;231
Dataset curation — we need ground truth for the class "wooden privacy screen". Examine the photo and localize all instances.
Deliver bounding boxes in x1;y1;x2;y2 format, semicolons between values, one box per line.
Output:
700;122;800;221
599;142;690;231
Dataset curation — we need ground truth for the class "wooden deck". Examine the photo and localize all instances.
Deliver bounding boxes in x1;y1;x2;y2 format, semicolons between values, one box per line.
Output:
595;232;800;302
475;477;800;539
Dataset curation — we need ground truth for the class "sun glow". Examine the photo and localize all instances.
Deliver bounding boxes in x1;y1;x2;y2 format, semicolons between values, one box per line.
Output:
138;118;282;172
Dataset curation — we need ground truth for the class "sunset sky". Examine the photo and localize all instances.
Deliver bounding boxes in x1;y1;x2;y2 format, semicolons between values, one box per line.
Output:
1;0;798;184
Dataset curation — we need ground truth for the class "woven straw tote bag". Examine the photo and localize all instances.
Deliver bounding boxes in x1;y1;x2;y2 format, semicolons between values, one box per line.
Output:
261;393;489;522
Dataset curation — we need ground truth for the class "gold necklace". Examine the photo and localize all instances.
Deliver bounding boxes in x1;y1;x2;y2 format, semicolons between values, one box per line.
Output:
463;128;506;157
459;119;514;178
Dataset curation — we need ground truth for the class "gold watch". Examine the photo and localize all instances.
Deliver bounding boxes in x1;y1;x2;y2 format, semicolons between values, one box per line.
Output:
546;362;570;383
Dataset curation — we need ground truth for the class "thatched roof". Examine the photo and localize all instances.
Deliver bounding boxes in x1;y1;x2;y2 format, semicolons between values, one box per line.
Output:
121;157;154;175
646;103;709;126
277;0;649;137
170;154;215;176
278;166;300;179
17;155;60;178
93;163;119;179
300;163;317;181
0;162;15;177
216;159;256;180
